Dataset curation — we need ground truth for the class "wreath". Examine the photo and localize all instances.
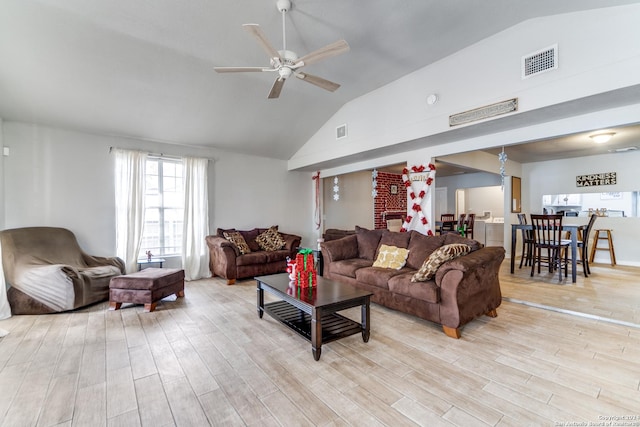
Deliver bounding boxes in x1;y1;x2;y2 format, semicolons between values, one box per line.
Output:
400;163;437;235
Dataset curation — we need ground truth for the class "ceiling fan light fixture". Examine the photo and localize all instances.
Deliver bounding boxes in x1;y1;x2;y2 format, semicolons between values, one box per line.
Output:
276;0;291;12
590;132;615;144
215;0;349;99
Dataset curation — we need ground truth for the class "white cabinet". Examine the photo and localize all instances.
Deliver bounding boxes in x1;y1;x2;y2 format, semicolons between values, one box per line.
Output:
469;220;505;247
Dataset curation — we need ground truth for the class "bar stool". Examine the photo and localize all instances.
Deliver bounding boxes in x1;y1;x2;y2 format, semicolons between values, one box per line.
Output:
589;229;616;266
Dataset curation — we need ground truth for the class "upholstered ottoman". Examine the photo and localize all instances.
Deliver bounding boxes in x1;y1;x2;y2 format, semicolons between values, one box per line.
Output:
109;268;185;312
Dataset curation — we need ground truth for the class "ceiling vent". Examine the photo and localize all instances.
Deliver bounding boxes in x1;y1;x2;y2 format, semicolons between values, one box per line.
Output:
522;44;557;79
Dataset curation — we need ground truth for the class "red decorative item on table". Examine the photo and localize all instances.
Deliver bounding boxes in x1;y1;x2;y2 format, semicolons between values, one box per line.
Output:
295;249;317;288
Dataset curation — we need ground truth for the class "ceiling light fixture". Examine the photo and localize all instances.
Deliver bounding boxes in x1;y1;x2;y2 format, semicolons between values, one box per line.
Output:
590;132;615;144
608;146;637;153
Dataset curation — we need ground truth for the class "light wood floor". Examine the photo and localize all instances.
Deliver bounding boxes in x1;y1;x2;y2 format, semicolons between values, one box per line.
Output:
502;259;640;326
1;269;639;426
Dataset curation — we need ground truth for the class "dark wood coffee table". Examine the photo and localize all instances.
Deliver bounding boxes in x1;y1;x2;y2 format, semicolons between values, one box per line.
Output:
256;273;372;361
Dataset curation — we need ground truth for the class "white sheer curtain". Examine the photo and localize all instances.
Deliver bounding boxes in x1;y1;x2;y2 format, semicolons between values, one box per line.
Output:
182;157;211;280
114;149;147;274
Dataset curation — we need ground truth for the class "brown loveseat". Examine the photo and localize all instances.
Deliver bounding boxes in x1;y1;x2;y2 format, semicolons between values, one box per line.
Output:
0;226;125;314
320;227;505;338
206;227;301;285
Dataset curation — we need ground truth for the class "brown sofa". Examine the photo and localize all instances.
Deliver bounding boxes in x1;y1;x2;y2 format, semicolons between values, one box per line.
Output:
206;227;301;285
0;226;125;314
320;227;505;338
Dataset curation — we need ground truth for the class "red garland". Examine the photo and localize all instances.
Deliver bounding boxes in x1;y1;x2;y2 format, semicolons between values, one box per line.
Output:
400;163;437;234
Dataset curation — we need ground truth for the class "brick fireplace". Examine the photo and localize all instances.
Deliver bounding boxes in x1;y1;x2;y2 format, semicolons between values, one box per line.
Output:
374;172;406;229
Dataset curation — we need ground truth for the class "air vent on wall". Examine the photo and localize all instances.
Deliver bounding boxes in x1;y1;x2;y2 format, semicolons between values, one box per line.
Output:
522;44;558;79
336;124;347;140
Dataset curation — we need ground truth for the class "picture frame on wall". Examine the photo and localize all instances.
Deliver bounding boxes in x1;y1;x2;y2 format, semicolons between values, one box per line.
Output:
390;184;398;194
511;176;522;213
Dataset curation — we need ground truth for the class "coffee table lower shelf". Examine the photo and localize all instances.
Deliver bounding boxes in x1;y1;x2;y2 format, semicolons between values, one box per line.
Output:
264;301;363;344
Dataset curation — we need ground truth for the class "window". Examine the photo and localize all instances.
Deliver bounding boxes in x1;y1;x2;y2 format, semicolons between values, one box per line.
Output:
140;157;184;257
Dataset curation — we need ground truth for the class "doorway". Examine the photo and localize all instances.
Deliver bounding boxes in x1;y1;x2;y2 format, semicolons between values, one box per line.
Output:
435;187;447;220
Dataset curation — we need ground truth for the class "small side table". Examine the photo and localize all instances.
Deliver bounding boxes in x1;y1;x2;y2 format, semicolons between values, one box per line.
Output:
137;258;166;271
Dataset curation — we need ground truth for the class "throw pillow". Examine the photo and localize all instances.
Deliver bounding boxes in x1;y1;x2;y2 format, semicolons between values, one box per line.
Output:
223;231;251;254
256;226;286;251
355;226;384;260
411;243;471;282
372;244;410;270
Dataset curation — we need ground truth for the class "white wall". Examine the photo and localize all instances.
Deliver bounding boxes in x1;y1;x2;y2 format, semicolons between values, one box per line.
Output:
1;122;313;262
436;172;502;216
322;170;373;231
211;150;312;245
464;186;504;220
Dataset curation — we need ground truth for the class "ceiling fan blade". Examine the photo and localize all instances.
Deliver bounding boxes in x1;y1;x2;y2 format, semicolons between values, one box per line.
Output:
268;78;286;99
214;67;271;73
293;40;350;68
243;24;281;63
295;72;340;92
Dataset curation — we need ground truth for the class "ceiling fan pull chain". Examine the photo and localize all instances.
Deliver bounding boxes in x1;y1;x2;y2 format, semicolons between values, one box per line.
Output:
281;7;287;53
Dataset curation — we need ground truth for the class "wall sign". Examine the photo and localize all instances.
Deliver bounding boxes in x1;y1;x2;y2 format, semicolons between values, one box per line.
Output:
576;172;616;187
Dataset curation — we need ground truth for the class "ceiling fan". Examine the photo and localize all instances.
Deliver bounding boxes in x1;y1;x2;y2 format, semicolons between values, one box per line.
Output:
214;0;350;99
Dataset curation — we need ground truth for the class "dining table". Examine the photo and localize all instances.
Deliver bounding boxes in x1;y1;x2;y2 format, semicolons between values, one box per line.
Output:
510;223;586;283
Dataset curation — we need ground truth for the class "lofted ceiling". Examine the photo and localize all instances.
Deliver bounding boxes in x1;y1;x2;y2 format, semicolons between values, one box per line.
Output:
1;0;640;164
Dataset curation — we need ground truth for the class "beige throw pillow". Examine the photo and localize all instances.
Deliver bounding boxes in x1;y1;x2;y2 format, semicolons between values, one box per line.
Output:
372;244;410;270
223;231;251;254
411;243;471;282
256;226;286;251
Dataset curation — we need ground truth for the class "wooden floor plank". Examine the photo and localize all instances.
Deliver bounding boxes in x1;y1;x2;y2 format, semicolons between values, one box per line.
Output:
72;382;107;427
163;376;210;427
106;367;138;419
133;374;173;427
107;409;141;427
198;389;247;427
37;372;77;426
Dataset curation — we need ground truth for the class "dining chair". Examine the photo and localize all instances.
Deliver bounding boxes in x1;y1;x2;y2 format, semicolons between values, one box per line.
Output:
441;213;466;236
577;214;598;276
517;213;534;268
463;213;475;239
562;213;597;277
438;213;455;234
530;214;571;281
